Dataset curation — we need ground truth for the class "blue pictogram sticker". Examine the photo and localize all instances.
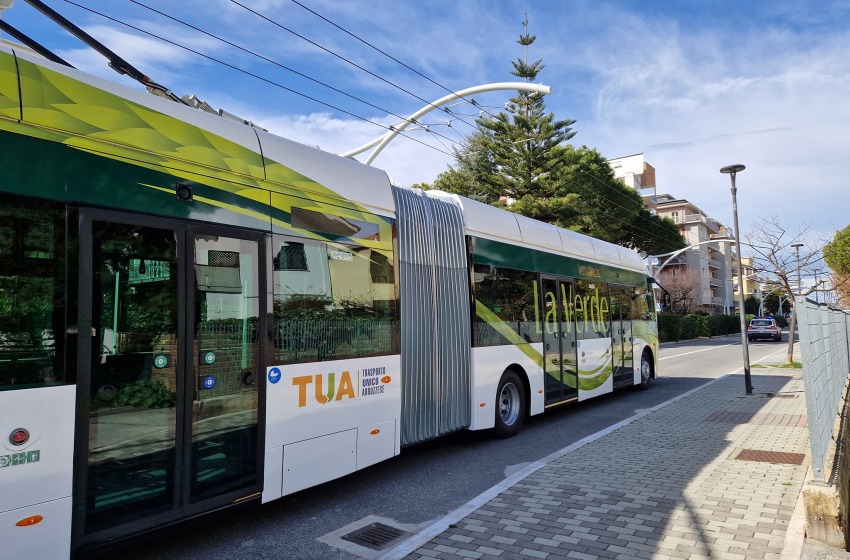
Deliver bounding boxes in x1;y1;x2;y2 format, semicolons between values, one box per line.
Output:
268;367;282;385
202;375;216;390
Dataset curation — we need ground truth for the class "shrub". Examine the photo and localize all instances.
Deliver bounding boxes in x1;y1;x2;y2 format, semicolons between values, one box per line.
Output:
708;315;727;336
115;380;175;409
686;314;710;338
658;313;681;342
658;313;741;342
679;315;698;340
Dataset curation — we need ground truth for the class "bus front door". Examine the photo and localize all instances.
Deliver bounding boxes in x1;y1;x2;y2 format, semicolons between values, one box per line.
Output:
542;277;578;406
75;213;265;550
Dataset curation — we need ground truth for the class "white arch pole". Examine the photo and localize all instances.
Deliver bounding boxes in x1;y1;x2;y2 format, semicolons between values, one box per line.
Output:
338;81;552;165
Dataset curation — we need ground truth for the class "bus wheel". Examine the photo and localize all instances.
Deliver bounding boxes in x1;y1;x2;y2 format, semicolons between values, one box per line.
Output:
637;351;653;390
495;370;526;438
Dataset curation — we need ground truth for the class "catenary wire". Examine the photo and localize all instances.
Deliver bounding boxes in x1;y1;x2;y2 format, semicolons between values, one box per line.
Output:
575;168;693;247
288;0;501;122
227;0;483;131
126;0;462;149
60;0;456;159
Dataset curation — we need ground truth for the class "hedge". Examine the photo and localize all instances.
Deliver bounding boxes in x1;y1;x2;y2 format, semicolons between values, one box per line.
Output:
657;313;743;343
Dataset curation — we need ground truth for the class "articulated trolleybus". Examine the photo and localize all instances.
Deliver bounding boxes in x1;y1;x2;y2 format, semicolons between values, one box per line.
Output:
0;43;659;558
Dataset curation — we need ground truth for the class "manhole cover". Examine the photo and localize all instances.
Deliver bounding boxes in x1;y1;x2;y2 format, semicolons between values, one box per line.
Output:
736;449;805;465
340;522;408;551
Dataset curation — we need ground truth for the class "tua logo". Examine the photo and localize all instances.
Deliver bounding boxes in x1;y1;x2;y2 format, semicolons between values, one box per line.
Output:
292;371;356;407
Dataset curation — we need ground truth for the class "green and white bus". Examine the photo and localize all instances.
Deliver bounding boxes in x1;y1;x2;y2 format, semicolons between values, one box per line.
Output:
0;42;658;559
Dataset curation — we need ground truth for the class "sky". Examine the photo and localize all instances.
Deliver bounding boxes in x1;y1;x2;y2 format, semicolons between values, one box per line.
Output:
1;0;848;251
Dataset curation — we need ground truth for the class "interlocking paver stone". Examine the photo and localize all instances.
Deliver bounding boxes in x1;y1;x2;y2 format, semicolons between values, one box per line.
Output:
398;371;808;559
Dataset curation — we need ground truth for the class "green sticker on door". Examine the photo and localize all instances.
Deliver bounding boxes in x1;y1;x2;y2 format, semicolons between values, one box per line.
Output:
201;351;216;365
153;354;171;369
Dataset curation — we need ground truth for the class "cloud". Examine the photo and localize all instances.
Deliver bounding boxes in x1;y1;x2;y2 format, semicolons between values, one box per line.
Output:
245;111;455;187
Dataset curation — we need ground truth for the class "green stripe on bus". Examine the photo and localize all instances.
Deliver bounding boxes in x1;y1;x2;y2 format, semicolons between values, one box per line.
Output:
474;300;544;369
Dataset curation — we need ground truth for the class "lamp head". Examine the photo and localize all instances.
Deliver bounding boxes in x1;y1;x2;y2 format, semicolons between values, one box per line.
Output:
720;164;746;174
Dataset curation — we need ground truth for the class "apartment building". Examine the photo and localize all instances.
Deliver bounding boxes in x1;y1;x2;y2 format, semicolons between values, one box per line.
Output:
609;154;736;315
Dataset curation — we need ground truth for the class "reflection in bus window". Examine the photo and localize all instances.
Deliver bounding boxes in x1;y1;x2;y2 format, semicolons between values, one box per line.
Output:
473;265;542;346
272;235;398;363
0;197;76;390
574;279;610;339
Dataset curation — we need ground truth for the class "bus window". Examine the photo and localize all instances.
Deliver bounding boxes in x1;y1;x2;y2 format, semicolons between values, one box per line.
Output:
573;279;610;339
0;197;76;390
630;287;652;321
472;265;542;346
272;235;398;363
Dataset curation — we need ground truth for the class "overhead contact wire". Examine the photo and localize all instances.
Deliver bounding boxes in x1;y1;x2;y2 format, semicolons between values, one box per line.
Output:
60;0;455;159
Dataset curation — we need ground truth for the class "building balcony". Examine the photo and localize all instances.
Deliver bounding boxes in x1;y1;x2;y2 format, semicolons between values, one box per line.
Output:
708;258;723;269
709;277;724;287
683;213;722;234
659;254;688;267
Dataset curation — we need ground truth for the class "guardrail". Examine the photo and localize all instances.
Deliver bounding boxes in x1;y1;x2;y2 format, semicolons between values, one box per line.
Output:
796;297;850;481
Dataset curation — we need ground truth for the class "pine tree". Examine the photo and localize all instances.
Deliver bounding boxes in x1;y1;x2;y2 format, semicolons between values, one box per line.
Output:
422;15;684;256
476;14;576;202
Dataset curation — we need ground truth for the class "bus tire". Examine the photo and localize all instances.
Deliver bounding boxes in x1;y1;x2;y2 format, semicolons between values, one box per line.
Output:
495;370;526;438
637;351;654;390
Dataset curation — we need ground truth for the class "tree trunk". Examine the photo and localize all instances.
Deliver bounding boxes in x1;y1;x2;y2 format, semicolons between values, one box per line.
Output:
785;310;797;363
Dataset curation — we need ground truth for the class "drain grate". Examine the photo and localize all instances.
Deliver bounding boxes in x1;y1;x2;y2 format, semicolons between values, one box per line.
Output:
736;449;805;465
341;522;408;551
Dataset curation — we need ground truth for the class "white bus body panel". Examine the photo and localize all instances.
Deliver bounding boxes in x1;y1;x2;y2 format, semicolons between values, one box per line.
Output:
558;229;597;262
514;214;564;253
0;384;75;559
0;497;72;560
469;343;545;431
262;355;401;502
456;197;522;245
577;338;615;401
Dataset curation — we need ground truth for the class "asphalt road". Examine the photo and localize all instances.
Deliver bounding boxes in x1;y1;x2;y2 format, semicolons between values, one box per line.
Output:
107;334;795;560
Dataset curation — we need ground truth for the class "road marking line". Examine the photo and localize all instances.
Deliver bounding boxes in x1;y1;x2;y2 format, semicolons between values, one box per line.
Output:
660;343;739;360
662;339;794;362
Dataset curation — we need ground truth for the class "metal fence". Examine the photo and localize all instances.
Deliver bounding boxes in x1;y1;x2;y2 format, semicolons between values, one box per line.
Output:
796;297;850;482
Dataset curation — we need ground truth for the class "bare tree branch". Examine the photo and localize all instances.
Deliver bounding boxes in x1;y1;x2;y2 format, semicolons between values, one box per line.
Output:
745;215;831;362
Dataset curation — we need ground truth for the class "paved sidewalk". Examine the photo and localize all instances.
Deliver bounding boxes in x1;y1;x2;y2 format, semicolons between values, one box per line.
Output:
386;371;809;560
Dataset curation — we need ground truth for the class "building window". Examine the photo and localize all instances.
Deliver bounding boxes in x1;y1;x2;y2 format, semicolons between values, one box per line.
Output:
274;242;308;271
208;250;240;268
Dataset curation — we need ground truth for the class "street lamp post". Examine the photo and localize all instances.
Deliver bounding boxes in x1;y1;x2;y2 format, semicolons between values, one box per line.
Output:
792;243;803;296
813;268;821;303
720;164;753;394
